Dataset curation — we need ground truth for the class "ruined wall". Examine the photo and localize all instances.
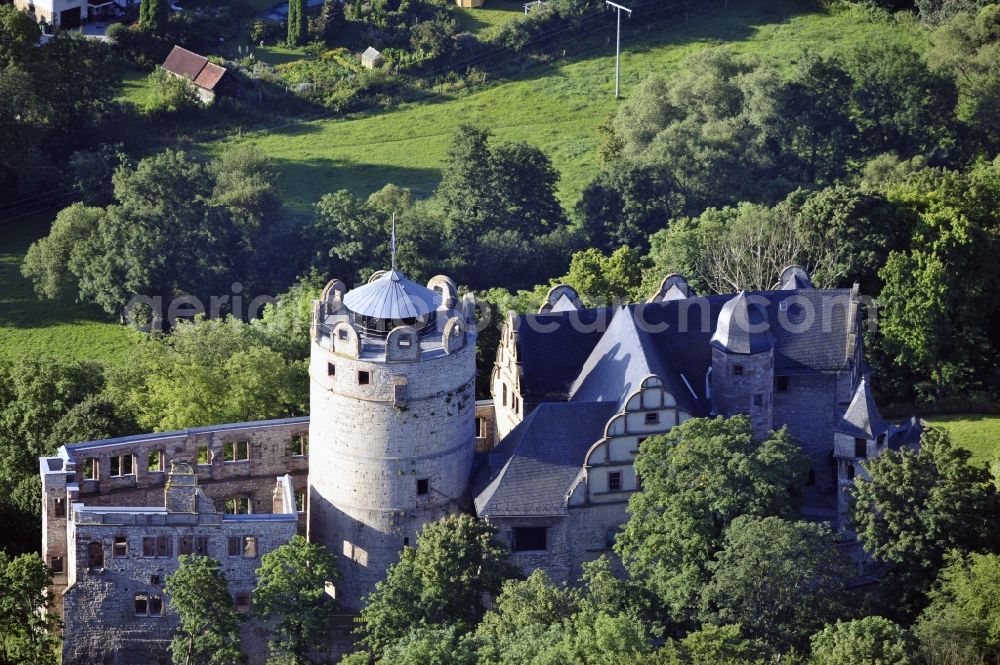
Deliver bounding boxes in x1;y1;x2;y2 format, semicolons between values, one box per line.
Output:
61;509;296;665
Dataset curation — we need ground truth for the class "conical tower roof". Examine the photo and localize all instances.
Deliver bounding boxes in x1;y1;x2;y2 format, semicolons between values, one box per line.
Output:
343;270;442;320
710;292;775;354
836;376;889;439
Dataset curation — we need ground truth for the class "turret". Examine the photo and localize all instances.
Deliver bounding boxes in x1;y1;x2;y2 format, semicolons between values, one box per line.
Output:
710;292;775;437
307;270;477;611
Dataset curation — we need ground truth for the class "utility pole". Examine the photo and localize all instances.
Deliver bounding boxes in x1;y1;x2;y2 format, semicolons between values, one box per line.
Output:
606;0;632;99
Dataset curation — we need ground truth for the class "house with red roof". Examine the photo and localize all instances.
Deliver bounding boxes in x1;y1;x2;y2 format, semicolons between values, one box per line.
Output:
161;45;235;104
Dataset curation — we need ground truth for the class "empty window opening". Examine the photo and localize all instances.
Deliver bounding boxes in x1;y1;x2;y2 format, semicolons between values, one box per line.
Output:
512;527;547;552
148;450;164;472
224;440;249;462
416;479;429;496
775;376;790;392
83;458;99;481
53;498;65;518
228;537;241;557
502;383;508;406
295;492;306;514
358;371;371;385
608;471;622;493
475;417;485;438
644;412;660;425
142;537;156;558
194;537;209;556
753;394;763;407
196;446;210;465
847;464;856;480
403;537;410;547
234;592;251;613
87;541;104;569
807;469;816;486
50;556;64;574
327;362;336;377
854;438;867;458
732;364;744;376
179;536;194;555
243;536;257;558
113;536;128;557
156;535;172;558
226;496;252;515
135;593;163;617
291;434;308;457
110;454;134;477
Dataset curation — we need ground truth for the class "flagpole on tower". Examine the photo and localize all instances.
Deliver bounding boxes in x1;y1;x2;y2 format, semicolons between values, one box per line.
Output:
391;213;397;270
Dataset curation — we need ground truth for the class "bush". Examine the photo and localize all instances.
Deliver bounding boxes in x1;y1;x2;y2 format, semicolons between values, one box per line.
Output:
147;69;202;113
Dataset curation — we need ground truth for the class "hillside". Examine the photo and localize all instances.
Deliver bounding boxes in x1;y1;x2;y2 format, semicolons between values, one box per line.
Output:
203;0;926;208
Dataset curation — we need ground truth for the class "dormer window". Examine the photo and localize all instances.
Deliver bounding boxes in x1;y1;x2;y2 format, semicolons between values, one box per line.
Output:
398;336;411;348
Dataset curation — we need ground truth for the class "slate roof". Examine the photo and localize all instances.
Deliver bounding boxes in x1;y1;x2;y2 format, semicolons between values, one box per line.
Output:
515;288;855;406
472;401;618;517
710;292;776;355
836;377;889;439
342;270;442;320
889;416;924;450
161;46;227;90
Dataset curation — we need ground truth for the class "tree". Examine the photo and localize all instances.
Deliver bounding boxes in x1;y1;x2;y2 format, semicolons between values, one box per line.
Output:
252;536;339;662
359;514;520;656
164;555;244;665
914;552;1000;664
0;4;41;66
700;515;852;652
809;617;917;665
563;246;644;305
615;416;809;626
644;624;769;665
876;158;1000;398
381;626;478;665
139;0;169;34
0;552;60;665
312;0;345;44
287;0;306;46
22;204;105;301
849;427;998;614
107;316;307;432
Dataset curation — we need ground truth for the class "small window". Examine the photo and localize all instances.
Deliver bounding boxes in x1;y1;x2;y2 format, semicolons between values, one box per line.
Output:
243;536;257;558
327;362;336;376
644;412;660;425
196;446;210;465
83;458;99;481
398;336;412;348
502;383;507;406
134;593;148;616
358;370;370;385
113;536;128;557
194;537;209;556
148;450;164;472
150;574;160;585
403;537;410;547
847;463;855;480
416;479;429;496
228;537;241;557
732;364;744;376
475;417;485;438
291;434;308;457
753;394;763;407
224;440;249;463
50;556;64;574
88;541;104;569
53;498;66;518
338;329;348;340
110;454;134;477
295;492;306;514
142;537;156;558
156;535;172;558
775;376;790;392
179;536;194;555
512;527;547;552
226;497;251;515
854;438;867;458
234;592;251;613
608;471;622;493
806;469;816;486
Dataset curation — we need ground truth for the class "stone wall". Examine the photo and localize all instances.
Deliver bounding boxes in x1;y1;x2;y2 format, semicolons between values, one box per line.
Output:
710;347;774;438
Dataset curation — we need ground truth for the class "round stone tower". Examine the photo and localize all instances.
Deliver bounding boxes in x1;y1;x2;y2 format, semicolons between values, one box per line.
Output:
709;291;775;438
307;270;477;611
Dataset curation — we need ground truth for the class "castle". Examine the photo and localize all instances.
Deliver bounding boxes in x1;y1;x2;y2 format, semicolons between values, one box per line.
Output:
38;265;920;664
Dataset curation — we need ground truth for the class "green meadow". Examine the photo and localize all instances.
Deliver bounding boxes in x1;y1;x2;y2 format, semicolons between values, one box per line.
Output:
923;414;1000;467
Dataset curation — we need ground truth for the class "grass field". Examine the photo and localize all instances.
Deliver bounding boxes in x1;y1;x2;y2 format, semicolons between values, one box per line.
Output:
923;414;1000;467
201;0;926;209
0;213;140;366
454;0;524;39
